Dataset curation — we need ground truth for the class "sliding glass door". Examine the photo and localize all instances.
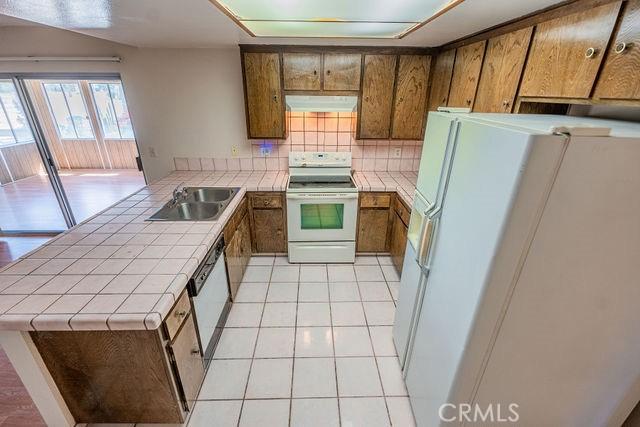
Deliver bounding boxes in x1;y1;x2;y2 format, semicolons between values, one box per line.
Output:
22;77;146;225
0;79;69;232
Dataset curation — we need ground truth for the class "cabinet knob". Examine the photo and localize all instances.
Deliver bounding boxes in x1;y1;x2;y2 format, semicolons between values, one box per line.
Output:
273;95;278;102
175;310;187;318
614;42;627;54
191;348;200;355
466;99;472;105
313;69;317;75
365;96;370;102
398;97;404;102
585;47;598;58
326;69;331;75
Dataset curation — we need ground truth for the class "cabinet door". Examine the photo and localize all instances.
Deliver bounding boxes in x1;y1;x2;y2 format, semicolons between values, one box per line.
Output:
474;27;533;112
243;52;285;138
447;40;486;108
390;210;408;275
358;55;397;139
253;208;287;253
323;53;362;91
170;314;204;409
238;213;252;271
357;208;391;252
427;49;456;112
519;2;622;98
594;0;640;100
391;55;431;140
225;233;243;300
283;53;321;91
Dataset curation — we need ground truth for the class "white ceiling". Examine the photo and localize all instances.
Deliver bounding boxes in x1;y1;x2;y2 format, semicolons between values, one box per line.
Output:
0;0;563;48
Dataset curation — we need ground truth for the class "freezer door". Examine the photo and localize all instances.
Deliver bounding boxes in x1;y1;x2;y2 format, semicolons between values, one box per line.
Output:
404;119;545;427
416;112;458;206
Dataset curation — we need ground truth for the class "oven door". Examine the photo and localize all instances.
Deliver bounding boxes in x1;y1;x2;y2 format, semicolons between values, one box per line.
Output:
286;192;358;242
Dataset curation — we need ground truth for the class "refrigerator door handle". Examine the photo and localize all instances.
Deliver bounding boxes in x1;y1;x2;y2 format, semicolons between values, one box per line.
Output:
415;208;440;270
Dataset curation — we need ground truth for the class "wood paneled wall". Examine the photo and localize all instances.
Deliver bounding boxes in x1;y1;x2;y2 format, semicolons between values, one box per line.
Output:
0;143;44;184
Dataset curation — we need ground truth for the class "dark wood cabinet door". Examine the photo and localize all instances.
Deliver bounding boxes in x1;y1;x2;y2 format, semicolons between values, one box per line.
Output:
594;0;640;100
252;208;286;252
283;53;321;90
323;53;362;91
474;27;533;112
519;1;621;98
358;54;397;139
447;40;486;108
427;49;456;112
357;197;392;253
391;55;431;140
225;233;243;300
243;52;285;138
238;213;252;270
390;210;408;275
170;314;205;408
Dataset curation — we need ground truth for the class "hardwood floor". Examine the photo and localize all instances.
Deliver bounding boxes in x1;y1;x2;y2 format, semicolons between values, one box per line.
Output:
0;348;46;427
0;169;145;231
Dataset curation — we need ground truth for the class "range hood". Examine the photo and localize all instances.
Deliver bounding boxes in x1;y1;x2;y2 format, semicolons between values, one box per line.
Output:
286;95;357;113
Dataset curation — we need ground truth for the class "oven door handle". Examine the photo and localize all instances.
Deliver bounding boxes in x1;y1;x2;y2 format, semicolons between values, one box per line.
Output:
287;193;359;200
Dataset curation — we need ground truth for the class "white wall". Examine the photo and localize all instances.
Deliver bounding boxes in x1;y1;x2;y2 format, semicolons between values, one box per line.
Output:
0;26;251;182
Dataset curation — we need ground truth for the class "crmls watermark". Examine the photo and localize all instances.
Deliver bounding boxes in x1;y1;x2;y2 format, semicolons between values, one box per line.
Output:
439;403;520;423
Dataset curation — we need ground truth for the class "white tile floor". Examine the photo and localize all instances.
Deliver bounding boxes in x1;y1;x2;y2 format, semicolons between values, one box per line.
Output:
83;256;414;427
187;255;415;427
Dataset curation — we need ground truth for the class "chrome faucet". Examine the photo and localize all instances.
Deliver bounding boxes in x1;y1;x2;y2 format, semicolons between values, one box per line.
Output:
171;182;187;205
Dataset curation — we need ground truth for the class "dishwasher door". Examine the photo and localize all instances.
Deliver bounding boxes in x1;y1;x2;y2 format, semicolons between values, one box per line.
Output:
192;255;230;360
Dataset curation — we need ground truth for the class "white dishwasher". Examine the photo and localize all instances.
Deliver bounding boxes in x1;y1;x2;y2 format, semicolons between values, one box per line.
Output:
188;236;231;364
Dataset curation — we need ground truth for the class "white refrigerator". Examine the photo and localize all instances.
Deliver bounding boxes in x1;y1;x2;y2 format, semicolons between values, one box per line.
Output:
393;112;640;427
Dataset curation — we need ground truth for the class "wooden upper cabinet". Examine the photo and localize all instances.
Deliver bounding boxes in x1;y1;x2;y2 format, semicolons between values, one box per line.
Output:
447;40;486;108
283;53;321;91
323;53;362;91
427;49;456;112
242;52;285;139
519;2;622;98
474;27;533;112
594;0;640;100
391;55;431;140
358;55;397;139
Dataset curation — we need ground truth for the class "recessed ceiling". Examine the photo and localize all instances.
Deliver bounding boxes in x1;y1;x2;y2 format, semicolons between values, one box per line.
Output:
0;0;564;48
211;0;458;38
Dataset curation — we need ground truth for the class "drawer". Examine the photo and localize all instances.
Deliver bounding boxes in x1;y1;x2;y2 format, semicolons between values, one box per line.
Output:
360;193;392;208
165;290;191;342
251;193;283;209
394;197;411;226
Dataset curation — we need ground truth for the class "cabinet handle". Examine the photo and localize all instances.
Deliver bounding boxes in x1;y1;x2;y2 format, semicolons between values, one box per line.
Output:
313;69;317;75
273;95;278;102
466;99;472;105
326;69;331;75
585;47;598;58
365;96;370;102
191;348;200;355
398;97;404;102
614;42;627;54
175;310;187;318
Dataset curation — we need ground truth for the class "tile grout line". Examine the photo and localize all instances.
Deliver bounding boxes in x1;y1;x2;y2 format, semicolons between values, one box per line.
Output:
287;267;301;427
326;262;343;427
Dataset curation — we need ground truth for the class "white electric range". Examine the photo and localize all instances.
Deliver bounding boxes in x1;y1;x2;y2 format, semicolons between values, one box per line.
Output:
286;152;358;263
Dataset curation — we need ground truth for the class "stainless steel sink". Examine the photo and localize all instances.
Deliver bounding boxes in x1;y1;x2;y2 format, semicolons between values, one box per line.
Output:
148;187;239;221
187;187;236;203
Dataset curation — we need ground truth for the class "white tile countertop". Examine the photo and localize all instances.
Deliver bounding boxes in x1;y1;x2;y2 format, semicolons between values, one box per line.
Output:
0;170;416;331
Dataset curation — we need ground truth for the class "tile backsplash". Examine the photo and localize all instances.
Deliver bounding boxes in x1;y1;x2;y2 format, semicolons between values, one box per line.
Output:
174;111;423;172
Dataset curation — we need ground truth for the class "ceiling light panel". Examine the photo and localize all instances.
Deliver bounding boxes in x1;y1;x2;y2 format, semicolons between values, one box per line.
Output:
212;0;457;38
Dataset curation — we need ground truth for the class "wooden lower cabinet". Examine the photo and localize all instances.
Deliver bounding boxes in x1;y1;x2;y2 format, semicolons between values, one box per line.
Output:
30;291;202;423
224;197;252;299
389;198;411;275
356;192;393;253
249;192;287;253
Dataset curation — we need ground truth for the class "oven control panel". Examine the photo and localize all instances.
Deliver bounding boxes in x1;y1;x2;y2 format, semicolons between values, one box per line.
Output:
289;151;352;168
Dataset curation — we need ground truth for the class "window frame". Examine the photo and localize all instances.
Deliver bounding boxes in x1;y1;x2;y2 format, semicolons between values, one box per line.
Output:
89;81;135;140
0;80;35;146
42;81;95;140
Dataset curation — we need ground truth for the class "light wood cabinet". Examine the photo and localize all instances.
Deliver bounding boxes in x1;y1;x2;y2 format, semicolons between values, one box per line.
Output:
249;192;287;253
391;55;431;140
283;53;321;91
242;52;285;138
357;192;393;252
427;49;456;112
474;27;533;112
594;0;640;100
447;40;486;108
323;53;362;91
358;55;397;139
519;2;622;98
